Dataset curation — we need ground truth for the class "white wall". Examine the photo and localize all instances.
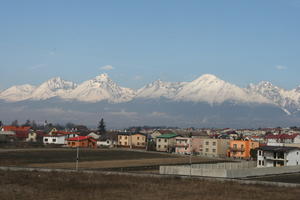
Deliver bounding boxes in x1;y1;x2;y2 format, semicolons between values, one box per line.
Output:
286;150;300;166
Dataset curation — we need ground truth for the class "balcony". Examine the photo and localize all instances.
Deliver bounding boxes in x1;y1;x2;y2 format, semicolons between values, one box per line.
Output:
264;156;285;161
229;147;245;152
176;143;189;147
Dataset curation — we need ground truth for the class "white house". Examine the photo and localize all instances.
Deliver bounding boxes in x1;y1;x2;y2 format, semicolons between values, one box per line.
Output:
43;133;78;145
97;132;118;148
257;146;300;168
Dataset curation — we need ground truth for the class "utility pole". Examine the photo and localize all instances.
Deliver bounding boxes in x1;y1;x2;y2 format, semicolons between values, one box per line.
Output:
189;138;192;177
76;135;79;171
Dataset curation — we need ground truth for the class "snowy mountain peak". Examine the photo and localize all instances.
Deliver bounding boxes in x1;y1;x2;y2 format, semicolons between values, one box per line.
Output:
137;79;184;99
0;84;36;101
66;74;136;103
197;74;219;80
94;73;109;82
43;77;77;90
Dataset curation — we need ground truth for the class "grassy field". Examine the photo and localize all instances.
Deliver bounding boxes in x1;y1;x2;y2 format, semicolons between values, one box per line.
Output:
1;170;300;200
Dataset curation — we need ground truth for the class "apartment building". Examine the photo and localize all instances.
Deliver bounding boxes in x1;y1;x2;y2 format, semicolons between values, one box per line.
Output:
228;140;259;159
200;138;230;157
257;146;300;168
156;134;178;152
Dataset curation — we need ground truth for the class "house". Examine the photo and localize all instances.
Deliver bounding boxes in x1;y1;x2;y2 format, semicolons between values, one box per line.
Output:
15;130;30;141
257;146;300;167
228;140;259;159
26;131;45;142
1;126;31;141
131;133;147;149
175;137;203;155
97;132;117;148
43;133;79;145
0;131;16;142
67;136;97;148
265;133;300;145
200;139;230;158
117;132;131;147
117;132;147;149
156;133;178;152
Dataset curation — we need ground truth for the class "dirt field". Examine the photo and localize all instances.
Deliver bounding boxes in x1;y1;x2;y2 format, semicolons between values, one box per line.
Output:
0;148;222;172
1;170;300;200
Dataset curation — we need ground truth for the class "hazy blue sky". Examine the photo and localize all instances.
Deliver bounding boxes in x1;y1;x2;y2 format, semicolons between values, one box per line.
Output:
1;0;300;90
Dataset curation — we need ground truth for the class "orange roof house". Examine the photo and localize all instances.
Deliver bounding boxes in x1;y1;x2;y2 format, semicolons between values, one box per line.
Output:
228;140;259;159
67;136;96;148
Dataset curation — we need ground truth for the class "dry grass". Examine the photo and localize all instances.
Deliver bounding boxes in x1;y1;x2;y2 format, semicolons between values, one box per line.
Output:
0;149;222;173
0;170;300;200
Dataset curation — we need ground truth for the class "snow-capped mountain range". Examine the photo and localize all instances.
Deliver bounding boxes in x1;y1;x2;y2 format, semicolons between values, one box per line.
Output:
1;73;300;115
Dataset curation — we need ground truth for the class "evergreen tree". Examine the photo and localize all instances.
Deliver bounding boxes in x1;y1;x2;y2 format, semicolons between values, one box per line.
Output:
98;118;106;134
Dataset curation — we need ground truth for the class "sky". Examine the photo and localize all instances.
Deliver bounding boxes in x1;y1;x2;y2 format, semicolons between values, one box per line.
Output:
1;0;300;90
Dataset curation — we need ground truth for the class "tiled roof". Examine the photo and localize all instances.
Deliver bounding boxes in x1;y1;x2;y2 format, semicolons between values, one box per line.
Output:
157;133;178;139
3;126;31;132
67;136;95;141
258;146;300;152
265;134;299;140
52;131;80;135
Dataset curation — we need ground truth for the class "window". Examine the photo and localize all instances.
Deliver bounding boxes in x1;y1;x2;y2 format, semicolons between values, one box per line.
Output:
259;160;261;165
52;139;56;142
262;161;264;166
241;144;244;149
241;151;244;155
137;137;140;140
158;145;161;148
72;142;75;145
44;138;48;142
125;136;127;139
165;139;167;142
212;149;216;153
212;142;216;146
205;141;209;145
205;148;209;152
137;142;140;145
233;144;237;149
107;141;110;144
125;142;127;145
158;139;161;142
258;151;262;156
164;145;167;148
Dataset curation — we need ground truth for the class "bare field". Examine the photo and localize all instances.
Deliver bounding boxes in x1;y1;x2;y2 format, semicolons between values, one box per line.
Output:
1;170;300;200
0;148;222;172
